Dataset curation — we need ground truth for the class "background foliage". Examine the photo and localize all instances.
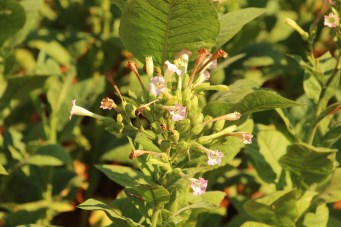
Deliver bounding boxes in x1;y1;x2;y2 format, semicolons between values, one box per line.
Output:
0;0;340;226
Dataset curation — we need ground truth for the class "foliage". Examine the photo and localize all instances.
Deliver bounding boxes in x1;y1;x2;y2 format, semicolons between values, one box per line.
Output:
0;0;340;226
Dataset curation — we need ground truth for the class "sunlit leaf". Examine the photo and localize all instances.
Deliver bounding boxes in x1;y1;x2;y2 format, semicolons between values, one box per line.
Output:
26;144;72;166
96;164;150;187
119;0;220;65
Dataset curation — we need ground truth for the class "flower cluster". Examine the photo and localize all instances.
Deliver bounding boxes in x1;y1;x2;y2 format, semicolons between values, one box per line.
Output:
69;48;253;196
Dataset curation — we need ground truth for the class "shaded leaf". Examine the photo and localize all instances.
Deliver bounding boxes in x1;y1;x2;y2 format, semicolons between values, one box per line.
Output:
279;143;336;190
303;204;329;227
119;0;220;65
215;8;266;49
78;199;143;227
96;164;150;187
0;76;48;111
0;163;8;175
244;189;297;226
0;0;26;46
241;221;272;227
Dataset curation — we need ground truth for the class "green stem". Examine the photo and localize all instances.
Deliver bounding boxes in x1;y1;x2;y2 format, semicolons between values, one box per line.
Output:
151;208;161;227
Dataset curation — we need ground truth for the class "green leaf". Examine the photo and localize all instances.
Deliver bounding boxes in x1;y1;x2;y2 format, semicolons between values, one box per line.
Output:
279;143;336;190
111;0;128;11
0;76;48;111
303;204;329;227
78;199;143;227
119;0;220;65
244;189;297;226
215;8;266;49
26;144;72;166
205;90;300;117
28;40;72;66
0;0;26;46
241;222;272;227
320;168;341;203
135;132;161;152
312;102;341;129
0;163;8;175
303;71;321;104
245;124;290;183
96;164;150;187
320;122;341;147
125;184;170;220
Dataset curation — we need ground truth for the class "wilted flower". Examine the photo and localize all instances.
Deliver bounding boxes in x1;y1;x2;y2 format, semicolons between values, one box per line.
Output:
129;149;161;159
204;112;241;124
190;177;208;196
207;150;224;166
324;13;340;28
69;99;104;121
149;76;166;96
169;104;186;121
100;97;117;111
226;132;253;144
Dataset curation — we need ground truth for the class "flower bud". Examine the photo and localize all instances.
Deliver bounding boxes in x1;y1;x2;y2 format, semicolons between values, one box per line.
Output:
203;116;213;130
145;56;154;77
176;141;188;153
116;113;123;123
191;124;205;135
191;112;204;125
190;95;198;113
160;140;171;152
284;18;309;40
176;119;191;134
170;130;180;143
213;119;225;132
151;122;163;134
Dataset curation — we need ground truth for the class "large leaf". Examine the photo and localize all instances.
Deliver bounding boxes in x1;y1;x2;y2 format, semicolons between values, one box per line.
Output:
279;143;336;190
215;8;266;49
78;199;143;227
245;124;290;183
0;76;48;111
0;0;26;46
320;168;341;203
205;90;300;117
302;204;329;227
96;164;150;187
244;189;297;226
119;0;220;65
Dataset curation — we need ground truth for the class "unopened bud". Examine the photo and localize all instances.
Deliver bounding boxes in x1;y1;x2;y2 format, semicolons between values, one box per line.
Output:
191;124;205;135
284;18;309;40
213;119;225;132
170;130;180;143
145;56;154;77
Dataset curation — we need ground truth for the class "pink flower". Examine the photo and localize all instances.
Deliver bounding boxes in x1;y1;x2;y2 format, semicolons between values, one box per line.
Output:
207;150;224;166
324;13;340;28
190;178;208;196
149;76;166;96
164;60;182;78
226;132;253;144
169;104;186;121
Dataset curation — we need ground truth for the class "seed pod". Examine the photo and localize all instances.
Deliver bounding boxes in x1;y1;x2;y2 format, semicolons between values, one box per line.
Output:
213;119;225;132
191;124;205;135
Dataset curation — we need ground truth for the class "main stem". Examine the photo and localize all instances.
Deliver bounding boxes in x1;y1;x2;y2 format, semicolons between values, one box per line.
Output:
151;208;161;227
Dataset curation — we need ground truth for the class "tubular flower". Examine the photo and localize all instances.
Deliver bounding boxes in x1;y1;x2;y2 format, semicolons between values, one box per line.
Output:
169;104;186;121
226;132;253;144
190;177;208;196
164;60;182;78
324;13;340;28
207;150;224;166
149;76;166;96
69;99;104;121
